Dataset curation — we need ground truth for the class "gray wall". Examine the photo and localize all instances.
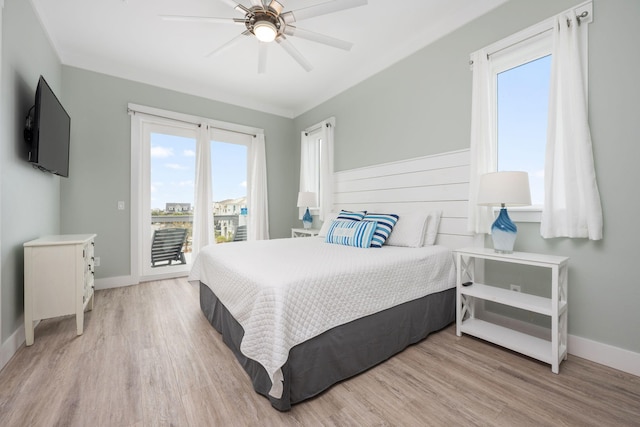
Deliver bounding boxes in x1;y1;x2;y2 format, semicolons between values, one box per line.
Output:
60;67;298;279
1;0;62;342
294;0;640;354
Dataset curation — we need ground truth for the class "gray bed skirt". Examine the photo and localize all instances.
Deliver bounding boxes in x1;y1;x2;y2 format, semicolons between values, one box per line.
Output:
200;282;456;411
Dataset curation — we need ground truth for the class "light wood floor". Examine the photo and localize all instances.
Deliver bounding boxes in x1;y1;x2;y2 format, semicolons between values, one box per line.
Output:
1;278;638;427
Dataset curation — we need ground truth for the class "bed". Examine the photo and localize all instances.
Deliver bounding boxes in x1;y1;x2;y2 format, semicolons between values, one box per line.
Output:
189;149;475;410
189;235;457;410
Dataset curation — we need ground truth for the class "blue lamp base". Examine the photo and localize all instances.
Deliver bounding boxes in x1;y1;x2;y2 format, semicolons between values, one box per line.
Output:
302;207;313;229
491;207;517;253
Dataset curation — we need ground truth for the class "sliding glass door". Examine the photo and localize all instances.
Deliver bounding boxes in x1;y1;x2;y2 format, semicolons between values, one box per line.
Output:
134;118;251;280
130;105;262;282
142;123;197;278
210;130;250;244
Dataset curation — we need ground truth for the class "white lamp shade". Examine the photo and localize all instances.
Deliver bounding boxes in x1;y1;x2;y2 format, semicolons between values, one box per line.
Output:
477;171;532;207
297;191;317;208
254;20;277;43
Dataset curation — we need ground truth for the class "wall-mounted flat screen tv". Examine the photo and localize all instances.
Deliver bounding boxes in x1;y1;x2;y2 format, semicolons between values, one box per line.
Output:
24;76;71;177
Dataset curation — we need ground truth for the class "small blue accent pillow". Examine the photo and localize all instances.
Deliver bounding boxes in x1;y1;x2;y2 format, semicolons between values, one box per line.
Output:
325;220;377;248
336;210;367;221
363;213;399;248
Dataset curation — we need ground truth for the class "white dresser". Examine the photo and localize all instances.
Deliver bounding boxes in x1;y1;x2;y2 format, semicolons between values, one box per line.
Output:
24;234;96;346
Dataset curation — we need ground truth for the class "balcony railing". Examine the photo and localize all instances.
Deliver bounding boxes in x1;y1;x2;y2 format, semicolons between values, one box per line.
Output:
151;214;246;257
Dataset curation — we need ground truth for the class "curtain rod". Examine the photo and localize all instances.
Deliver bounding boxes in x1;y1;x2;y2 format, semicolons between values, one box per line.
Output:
127;108;257;137
575;10;589;24
127;108;201;127
305;122;332;136
210;125;257;138
469;10;590;66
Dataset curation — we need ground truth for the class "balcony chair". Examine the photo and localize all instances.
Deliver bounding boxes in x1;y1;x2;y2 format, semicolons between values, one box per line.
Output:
151;228;188;267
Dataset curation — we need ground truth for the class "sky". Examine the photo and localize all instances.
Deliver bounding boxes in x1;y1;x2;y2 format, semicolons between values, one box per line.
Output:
497;54;551;206
150;133;247;210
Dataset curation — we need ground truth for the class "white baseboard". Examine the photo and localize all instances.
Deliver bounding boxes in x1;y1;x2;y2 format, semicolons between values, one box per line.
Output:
568;334;640;377
0;319;25;372
94;272;186;290
478;311;639;377
94;275;138;290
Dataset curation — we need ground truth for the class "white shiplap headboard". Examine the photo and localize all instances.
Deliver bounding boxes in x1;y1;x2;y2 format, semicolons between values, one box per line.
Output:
332;149;481;250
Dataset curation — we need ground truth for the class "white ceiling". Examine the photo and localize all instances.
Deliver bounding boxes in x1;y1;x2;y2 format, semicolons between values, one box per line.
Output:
31;0;507;118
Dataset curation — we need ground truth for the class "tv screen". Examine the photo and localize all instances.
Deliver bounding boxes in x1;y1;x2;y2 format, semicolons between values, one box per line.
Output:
25;76;71;177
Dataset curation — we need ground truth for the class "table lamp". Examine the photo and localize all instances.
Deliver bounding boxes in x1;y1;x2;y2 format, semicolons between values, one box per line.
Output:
477;171;531;253
297;191;317;229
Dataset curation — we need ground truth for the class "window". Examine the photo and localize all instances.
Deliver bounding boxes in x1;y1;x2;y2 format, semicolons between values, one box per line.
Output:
492;35;552;207
210;134;249;244
299;130;322;213
130;104;265;281
469;2;596;233
147;124;197;277
299;118;335;220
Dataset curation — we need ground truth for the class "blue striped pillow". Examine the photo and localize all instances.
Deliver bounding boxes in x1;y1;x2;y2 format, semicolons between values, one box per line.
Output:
325;220;377;248
364;213;399;248
336;210;367;221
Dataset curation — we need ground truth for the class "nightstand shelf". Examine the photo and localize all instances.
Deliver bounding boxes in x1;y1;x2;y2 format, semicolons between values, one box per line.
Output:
460;282;567;316
455;247;569;373
291;228;320;238
460;318;557;364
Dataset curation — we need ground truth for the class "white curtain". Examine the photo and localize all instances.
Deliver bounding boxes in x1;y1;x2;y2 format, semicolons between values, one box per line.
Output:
318;122;334;221
247;133;270;240
298;131;317;220
299;119;335;221
192;125;213;258
541;14;603;240
467;49;497;234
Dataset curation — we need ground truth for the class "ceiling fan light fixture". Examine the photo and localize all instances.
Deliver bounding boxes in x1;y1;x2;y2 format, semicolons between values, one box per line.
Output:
253;20;277;42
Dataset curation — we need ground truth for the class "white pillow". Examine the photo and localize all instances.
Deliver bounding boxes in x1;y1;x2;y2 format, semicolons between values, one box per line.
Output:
423;210;442;246
385;212;429;247
318;212;339;237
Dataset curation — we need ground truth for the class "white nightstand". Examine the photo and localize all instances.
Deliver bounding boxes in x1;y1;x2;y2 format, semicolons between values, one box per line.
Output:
291;228;320;238
455;247;569;373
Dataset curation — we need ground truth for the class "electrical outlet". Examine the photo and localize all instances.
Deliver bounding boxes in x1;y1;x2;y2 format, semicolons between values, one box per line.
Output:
94;257;100;267
510;284;521;292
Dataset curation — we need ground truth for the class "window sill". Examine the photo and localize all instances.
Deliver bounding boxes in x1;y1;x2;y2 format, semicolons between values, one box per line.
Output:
494;206;542;223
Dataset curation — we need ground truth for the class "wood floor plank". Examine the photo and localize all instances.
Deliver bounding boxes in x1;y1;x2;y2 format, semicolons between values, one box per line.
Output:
0;277;638;426
139;344;190;426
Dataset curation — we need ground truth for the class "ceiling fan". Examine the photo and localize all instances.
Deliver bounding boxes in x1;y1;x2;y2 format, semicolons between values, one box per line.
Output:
161;0;368;73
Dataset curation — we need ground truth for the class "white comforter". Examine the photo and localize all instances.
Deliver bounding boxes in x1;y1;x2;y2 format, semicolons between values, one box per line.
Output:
188;237;456;398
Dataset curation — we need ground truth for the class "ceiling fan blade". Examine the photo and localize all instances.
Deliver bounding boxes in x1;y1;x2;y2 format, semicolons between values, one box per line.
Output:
235;3;251;14
205;30;251;58
219;0;243;9
249;0;265;8
216;0;251;14
160;15;245;25
258;42;268;74
283;26;353;51
276;35;313;72
267;0;284;15
282;0;367;24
